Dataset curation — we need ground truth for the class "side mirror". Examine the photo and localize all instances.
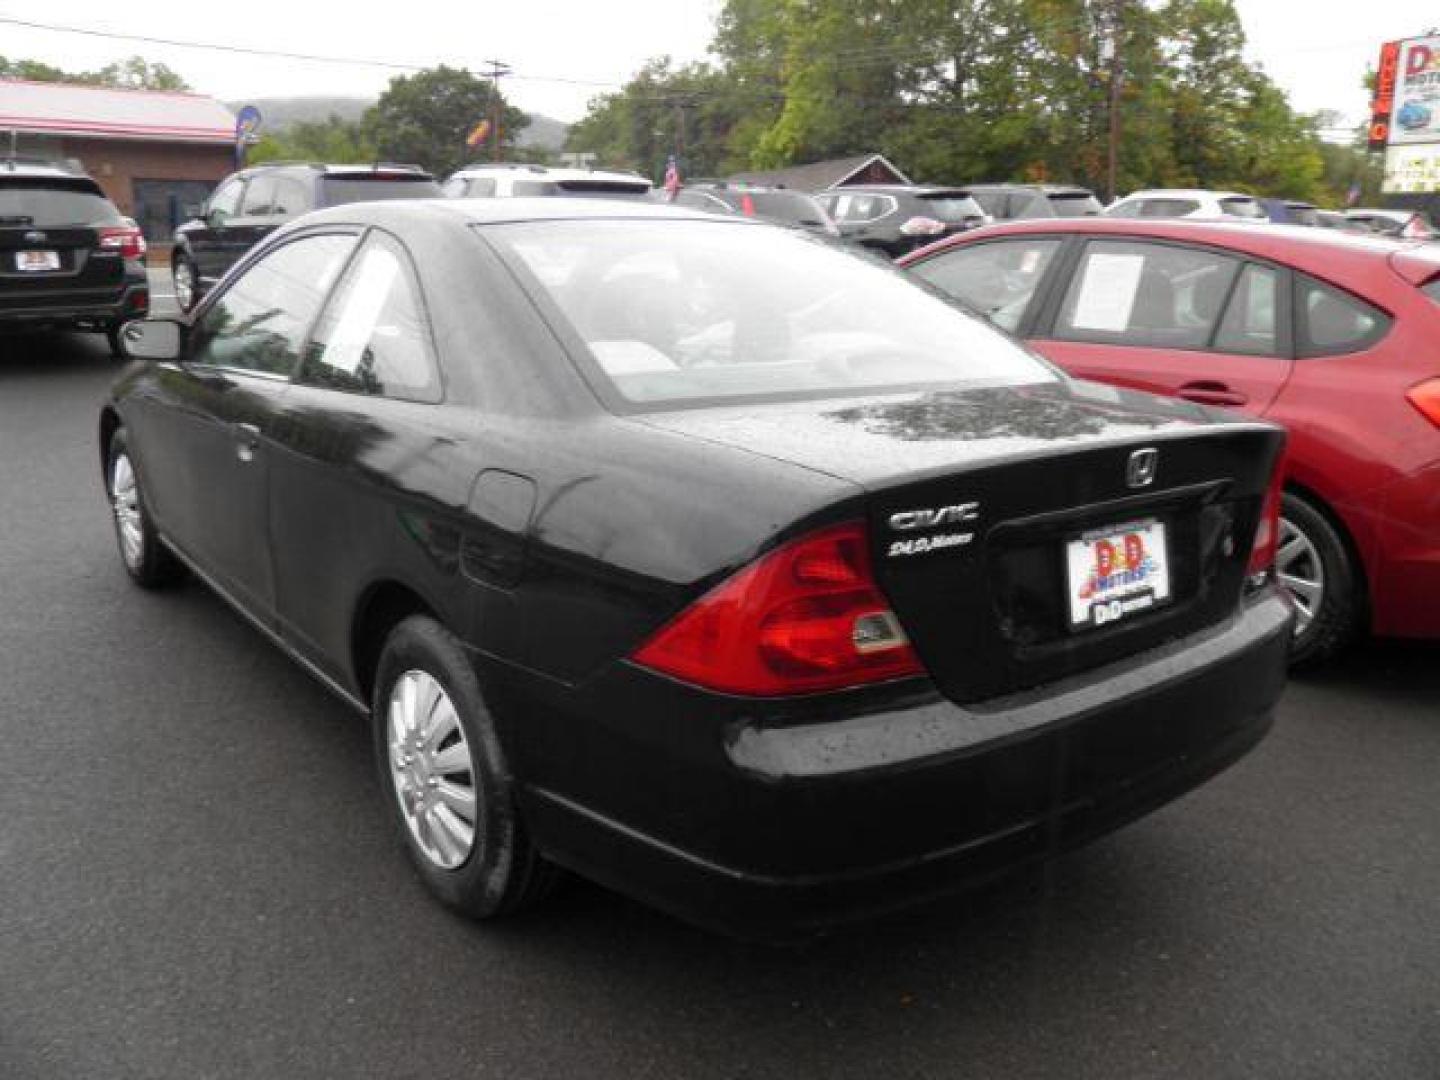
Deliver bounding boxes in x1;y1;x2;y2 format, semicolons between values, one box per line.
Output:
120;319;184;362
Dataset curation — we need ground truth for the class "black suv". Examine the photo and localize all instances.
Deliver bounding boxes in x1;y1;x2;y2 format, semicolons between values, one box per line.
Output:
964;183;1103;220
816;184;990;257
672;182;839;236
171;162;441;310
0;159;149;354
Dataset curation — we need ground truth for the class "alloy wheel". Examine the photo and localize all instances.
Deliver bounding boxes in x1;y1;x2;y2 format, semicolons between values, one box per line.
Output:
386;670;479;870
110;452;145;569
1276;515;1324;638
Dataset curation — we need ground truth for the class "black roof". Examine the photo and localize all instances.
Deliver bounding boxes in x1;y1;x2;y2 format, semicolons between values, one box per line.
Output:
0;159;104;192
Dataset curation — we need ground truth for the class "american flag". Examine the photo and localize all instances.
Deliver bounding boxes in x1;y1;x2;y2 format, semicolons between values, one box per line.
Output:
663;155;682;200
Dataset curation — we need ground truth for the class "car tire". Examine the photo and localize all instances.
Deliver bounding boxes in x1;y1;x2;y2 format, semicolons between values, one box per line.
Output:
372;615;560;919
172;255;198;313
106;427;183;588
1279;491;1360;667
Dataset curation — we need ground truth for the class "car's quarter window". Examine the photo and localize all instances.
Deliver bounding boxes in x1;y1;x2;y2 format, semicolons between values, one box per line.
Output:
207;177;244;223
488;219;1055;408
298;233;441;402
825;193;895;223
239;175;276;217
1295;275;1390;357
271;176;311;217
1052;240;1239;350
1139;198;1201;218
189;234;357;376
1213;264;1281;356
911;239;1061;332
464;178;497;197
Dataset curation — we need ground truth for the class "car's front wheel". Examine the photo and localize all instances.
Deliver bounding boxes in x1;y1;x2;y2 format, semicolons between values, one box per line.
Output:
372;616;559;918
106;427;182;588
1278;491;1360;666
172;255;198;312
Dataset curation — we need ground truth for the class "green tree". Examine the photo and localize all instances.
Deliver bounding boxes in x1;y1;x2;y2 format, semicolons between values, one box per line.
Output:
365;66;528;178
0;53;190;91
250;115;376;166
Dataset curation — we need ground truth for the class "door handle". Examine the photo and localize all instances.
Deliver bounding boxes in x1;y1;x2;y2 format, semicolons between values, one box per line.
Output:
234;422;261;464
1177;381;1248;408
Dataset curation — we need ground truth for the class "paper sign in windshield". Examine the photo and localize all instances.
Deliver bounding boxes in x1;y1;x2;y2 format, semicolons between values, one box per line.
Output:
1070;253;1145;332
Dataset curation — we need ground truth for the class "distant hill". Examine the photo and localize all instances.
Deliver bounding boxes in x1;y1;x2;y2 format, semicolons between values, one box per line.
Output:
227;96;570;151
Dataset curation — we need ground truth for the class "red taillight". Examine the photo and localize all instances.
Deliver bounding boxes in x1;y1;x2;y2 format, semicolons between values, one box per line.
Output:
1407;377;1440;429
632;522;924;696
740;193;756;216
98;225;146;260
1248;460;1285;579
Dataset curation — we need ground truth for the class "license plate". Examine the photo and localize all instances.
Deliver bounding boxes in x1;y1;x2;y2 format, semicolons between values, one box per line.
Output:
16;250;61;272
1065;519;1171;630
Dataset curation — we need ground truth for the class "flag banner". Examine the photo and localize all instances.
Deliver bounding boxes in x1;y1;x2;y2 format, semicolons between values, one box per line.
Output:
466;119;492;149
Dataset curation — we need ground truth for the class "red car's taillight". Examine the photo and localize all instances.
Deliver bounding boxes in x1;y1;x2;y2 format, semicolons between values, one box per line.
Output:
98;225;146;260
1248;460;1285;580
1406;377;1440;429
632;521;924;696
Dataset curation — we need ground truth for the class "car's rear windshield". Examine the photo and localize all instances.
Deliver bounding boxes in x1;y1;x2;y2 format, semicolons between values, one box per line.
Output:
0;181;121;227
319;176;441;206
488;219;1054;408
723;191;832;228
1049;193;1103;216
1423;279;1440;304
1219;196;1265;219
918;193;986;222
512;180;652;198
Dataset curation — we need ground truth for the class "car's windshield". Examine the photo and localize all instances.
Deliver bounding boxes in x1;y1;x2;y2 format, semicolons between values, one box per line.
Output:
0;182;121;227
489;219;1054;408
1050;193;1104;216
918;193;985;222
319;177;441;205
1219;196;1266;219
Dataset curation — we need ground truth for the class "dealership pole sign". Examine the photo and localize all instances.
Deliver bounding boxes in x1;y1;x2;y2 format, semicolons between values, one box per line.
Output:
235;105;263;169
1377;35;1440;193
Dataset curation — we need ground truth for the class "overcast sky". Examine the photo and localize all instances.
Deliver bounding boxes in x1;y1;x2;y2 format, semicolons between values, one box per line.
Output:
0;1;1435;130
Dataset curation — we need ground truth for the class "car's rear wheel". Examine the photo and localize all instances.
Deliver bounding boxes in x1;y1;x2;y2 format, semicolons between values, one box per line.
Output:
106;427;182;588
372;616;559;918
1279;491;1360;667
172;256;197;312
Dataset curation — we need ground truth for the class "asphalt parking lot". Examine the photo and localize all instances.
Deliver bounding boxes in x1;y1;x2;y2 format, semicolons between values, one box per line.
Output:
2;297;1439;1078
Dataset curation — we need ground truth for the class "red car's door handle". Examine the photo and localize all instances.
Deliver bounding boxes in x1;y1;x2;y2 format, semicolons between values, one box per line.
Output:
1177;382;1249;408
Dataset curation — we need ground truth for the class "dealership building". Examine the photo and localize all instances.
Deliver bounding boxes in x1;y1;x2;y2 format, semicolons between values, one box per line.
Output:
0;79;235;241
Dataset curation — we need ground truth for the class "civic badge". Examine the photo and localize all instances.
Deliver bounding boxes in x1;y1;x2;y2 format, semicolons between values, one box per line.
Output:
1127;447;1158;489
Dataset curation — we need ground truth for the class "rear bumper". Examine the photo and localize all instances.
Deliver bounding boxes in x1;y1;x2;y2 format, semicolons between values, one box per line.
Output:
0;279;149;329
1369;460;1440;639
517;590;1293;939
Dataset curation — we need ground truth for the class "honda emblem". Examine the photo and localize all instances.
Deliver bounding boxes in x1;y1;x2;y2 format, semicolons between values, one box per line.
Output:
1127;447;1159;489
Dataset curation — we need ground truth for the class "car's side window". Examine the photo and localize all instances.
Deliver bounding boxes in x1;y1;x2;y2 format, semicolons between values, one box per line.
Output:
912;239;1061;333
207;178;245;224
827;194;894;223
1295;275;1390;357
1053;241;1239;349
1139;198;1201;218
465;178;497;197
1213;264;1281;356
298;233;441;403
189;234;358;376
240;175;276;217
271;176;311;217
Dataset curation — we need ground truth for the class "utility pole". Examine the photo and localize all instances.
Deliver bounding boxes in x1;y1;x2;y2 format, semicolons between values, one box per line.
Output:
1102;1;1125;203
673;99;687;165
482;58;511;163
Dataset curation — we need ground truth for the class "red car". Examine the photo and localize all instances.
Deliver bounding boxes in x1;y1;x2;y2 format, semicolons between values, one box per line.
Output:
901;218;1440;663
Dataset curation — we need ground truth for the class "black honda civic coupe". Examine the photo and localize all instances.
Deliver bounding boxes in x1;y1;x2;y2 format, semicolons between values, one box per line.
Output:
101;199;1292;939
